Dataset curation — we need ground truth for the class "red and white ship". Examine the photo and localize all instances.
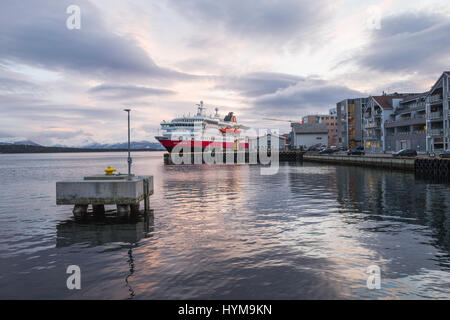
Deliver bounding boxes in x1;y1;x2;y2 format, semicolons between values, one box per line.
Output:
155;101;249;152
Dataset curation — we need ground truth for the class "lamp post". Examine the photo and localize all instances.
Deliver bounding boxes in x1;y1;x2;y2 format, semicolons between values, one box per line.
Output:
124;109;132;180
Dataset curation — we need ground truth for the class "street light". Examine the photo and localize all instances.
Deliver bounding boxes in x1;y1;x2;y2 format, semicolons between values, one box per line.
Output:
124;109;132;180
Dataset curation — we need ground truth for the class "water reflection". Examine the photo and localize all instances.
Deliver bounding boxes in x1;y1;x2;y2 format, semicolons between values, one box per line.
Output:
55;212;154;248
55;212;153;299
334;166;450;250
0;152;449;299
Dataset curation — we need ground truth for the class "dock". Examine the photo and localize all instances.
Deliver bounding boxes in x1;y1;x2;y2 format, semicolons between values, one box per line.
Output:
163;150;306;164
56;174;153;220
303;154;450;179
163;150;450;179
303;154;415;170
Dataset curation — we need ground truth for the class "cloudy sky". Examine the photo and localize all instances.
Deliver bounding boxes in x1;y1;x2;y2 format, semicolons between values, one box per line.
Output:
1;0;450;146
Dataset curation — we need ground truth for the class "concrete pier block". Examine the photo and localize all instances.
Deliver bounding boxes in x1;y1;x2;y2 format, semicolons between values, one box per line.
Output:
73;204;88;219
56;175;153;220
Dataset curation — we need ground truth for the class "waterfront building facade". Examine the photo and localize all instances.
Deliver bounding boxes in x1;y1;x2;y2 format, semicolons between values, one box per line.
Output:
384;93;427;152
302;113;338;147
363;94;412;153
426;71;450;152
290;123;328;149
336;98;367;149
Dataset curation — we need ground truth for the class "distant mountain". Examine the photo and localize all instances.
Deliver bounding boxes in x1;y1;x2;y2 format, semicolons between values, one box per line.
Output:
0;137;41;146
82;140;165;150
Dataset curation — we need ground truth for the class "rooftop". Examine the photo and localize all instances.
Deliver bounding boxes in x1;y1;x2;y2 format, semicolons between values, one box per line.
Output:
291;123;328;134
372;93;419;109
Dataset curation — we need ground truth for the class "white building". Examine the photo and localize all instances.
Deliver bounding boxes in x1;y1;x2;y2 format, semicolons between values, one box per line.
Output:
249;133;287;151
290;123;328;149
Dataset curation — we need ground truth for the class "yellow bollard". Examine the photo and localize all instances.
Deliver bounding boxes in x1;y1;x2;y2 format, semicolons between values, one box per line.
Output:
104;166;117;175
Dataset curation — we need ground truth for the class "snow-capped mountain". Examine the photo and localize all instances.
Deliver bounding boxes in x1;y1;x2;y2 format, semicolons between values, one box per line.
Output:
81;140;165;150
0;137;41;146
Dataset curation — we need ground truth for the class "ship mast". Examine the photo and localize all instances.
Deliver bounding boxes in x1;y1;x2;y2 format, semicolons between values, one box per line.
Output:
196;101;206;116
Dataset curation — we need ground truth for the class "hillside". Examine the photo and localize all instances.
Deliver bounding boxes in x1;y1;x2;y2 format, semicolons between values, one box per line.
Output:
0;145;163;154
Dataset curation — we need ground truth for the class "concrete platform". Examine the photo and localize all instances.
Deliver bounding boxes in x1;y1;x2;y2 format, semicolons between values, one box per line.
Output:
56;175;153;219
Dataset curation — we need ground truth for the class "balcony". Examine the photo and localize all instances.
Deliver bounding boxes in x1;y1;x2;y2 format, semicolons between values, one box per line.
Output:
429;111;443;120
428;128;444;136
384;116;426;128
365;135;381;141
429;94;442;105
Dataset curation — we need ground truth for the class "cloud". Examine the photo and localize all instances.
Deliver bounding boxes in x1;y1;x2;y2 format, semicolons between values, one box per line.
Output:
214;72;303;97
88;84;175;100
210;72;365;115
167;0;331;43
0;0;189;80
38;128;90;140
252;78;365;115
0;76;38;93
356;11;450;73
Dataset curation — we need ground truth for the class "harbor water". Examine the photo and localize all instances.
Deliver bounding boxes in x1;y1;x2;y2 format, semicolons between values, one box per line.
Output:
0;151;449;299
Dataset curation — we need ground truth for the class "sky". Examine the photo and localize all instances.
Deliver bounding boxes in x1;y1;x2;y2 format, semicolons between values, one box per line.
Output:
1;0;450;146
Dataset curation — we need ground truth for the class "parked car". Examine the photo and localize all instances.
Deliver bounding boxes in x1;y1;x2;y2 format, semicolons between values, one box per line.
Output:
307;144;326;152
392;149;417;157
319;148;335;154
347;149;365;156
439;150;450;158
330;146;339;152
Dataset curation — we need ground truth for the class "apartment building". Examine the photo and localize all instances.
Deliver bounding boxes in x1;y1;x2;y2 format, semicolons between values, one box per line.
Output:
426;71;450;152
302;113;338;147
336;98;367;149
384;93;427;152
363;94;416;153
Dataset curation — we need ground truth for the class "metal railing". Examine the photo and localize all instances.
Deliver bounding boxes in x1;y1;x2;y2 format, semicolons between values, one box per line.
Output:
429;111;443;120
428;128;444;136
429;94;442;104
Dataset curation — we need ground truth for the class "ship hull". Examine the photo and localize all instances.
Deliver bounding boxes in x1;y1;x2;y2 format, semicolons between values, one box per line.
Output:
156;137;248;152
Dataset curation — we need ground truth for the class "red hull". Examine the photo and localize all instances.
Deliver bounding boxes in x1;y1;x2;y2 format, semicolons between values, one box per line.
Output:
157;139;248;152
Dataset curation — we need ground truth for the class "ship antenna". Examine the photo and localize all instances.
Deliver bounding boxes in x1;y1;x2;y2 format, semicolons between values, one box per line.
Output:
196;100;206;116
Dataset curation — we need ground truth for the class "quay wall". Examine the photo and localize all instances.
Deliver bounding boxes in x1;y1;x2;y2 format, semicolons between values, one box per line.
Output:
163;150;306;164
162;151;450;179
303;154;415;170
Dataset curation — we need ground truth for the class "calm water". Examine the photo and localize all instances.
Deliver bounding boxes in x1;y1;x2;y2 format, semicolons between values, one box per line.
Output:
0;151;449;299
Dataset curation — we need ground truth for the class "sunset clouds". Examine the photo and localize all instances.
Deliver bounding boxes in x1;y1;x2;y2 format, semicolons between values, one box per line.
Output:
1;0;449;145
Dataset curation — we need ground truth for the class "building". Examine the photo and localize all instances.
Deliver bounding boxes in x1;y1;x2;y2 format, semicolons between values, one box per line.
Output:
290;123;328;149
426;71;450;152
249;133;287;151
302;113;338;147
336;98;367;149
384;93;427;152
363;93;417;153
281;133;291;149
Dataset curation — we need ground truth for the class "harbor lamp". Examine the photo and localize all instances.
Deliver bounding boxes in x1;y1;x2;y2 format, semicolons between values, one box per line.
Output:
124;109;132;180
